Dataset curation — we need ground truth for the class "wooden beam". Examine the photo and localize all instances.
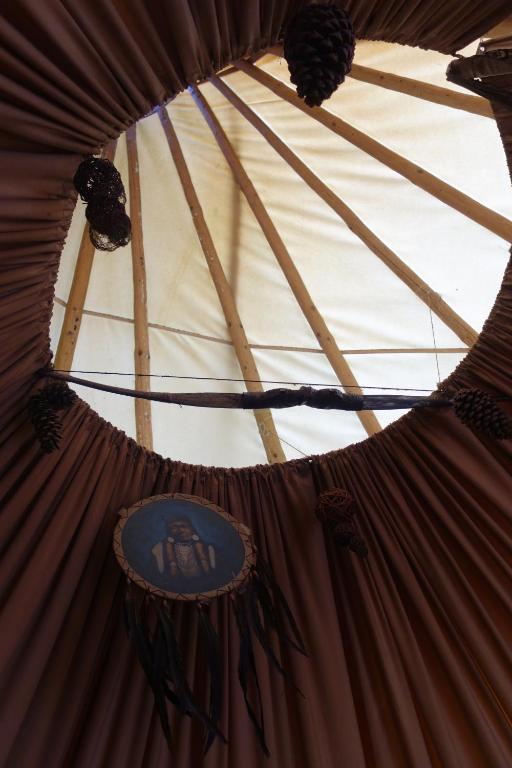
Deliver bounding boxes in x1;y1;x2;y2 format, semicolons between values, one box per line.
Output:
235;60;512;243
54;298;470;354
210;76;478;348
54;142;117;371
126;125;153;450
255;45;492;118
262;44;284;58
483;15;512;39
158;107;286;463
190;84;381;436
348;63;493;118
479;35;512;54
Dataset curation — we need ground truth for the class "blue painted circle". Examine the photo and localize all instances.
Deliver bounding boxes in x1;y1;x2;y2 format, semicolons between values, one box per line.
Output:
121;497;246;596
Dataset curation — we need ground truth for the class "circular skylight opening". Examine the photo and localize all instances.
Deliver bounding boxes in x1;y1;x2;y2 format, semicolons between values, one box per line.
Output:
51;41;512;467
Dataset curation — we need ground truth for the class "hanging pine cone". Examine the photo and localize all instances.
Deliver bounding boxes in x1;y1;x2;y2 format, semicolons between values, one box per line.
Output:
284;3;355;108
316;488;368;557
27;393;62;453
73;156;126;204
453;388;512;440
40;381;77;411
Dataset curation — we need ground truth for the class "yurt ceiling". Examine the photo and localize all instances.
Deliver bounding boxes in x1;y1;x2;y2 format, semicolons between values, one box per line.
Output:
4;3;512;767
51;40;512;467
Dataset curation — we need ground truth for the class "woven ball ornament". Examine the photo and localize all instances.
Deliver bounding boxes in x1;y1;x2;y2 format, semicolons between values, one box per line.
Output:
315;488;354;524
86;197;132;252
73;156;126;204
453;388;512;440
284;2;355;108
316;488;368;557
73;155;132;252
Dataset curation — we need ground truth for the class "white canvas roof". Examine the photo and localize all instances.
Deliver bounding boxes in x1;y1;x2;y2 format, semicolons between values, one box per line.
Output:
51;40;512;466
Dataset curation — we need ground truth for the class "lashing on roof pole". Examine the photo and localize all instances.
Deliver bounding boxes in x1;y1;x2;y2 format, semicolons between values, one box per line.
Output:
158;106;286;464
190;84;381;437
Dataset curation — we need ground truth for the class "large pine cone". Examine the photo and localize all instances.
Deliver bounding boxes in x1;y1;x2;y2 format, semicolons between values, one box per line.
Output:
27;393;62;453
41;382;77;411
284;3;355;108
453;388;512;440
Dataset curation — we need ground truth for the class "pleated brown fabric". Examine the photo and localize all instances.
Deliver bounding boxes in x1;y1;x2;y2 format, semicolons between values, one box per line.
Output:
1;2;512;767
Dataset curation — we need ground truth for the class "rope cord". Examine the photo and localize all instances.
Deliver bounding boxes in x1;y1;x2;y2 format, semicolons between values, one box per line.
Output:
428;297;442;385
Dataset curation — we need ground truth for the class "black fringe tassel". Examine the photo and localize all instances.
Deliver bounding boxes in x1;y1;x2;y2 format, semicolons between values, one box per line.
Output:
232;592;270;757
122;559;306;756
155;603;226;745
123;587;226;750
231;558;308;754
197;604;224;753
124;588;173;744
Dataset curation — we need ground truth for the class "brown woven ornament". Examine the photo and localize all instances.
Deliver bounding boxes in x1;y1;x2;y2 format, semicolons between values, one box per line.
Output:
316;488;368;557
73;156;126;204
27;392;61;453
73;155;132;252
453;388;512;440
284;3;355;108
86;197;132;252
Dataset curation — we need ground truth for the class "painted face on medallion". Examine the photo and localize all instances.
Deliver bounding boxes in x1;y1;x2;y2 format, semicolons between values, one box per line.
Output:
168;518;196;542
118;496;249;596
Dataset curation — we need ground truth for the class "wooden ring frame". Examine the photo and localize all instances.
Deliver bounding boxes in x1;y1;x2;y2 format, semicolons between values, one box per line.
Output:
113;493;256;602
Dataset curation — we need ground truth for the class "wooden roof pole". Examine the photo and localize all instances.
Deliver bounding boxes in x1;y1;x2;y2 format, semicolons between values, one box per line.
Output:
190;84;381;436
54;142;117;371
126;125;153;450
53;299;469;354
261;44;492;118
235;60;512;243
158;107;286;463
480;14;512;53
348;63;494;119
483;14;512;39
53;298;470;354
211;76;478;348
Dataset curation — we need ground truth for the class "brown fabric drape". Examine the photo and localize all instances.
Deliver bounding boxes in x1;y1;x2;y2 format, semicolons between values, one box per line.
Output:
1;2;512;767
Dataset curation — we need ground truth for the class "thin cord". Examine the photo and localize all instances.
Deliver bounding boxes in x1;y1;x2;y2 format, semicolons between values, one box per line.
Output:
51;369;434;393
256;413;308;458
277;434;308;458
427;298;441;385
